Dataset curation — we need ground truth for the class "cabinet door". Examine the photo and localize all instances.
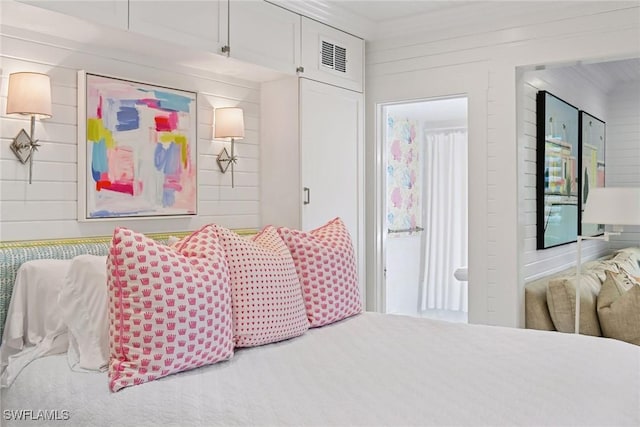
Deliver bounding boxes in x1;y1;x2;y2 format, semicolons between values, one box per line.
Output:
129;0;228;54
229;0;300;75
300;79;363;279
17;0;128;29
300;17;363;92
260;77;301;230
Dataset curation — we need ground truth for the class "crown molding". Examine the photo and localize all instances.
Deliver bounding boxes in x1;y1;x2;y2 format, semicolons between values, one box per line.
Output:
266;0;373;39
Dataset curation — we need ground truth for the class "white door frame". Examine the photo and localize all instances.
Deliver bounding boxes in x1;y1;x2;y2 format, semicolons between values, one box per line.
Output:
366;66;489;323
380;96;469;315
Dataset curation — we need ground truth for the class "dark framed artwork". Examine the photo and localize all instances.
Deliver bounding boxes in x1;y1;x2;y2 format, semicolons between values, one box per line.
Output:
536;91;580;249
578;111;606;237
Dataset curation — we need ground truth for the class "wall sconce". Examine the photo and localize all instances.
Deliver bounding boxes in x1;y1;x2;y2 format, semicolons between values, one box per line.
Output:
214;107;244;188
6;72;52;184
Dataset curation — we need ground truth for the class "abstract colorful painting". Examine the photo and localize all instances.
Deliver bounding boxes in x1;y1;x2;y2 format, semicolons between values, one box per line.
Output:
385;114;422;233
79;73;197;219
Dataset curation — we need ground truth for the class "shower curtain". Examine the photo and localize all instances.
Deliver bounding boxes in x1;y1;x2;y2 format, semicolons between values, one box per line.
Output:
419;129;469;313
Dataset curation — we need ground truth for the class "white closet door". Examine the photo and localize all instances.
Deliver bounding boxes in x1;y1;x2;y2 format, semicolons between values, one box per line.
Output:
300;79;363;280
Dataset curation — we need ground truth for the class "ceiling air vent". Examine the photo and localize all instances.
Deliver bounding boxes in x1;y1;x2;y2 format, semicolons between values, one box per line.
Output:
320;40;347;73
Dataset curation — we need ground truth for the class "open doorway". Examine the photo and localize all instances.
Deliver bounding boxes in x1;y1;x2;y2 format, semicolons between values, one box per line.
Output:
382;97;469;323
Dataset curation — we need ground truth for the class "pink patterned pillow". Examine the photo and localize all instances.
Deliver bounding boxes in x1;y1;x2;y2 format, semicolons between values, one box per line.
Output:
107;227;233;392
277;217;362;327
173;225;219;258
214;224;308;347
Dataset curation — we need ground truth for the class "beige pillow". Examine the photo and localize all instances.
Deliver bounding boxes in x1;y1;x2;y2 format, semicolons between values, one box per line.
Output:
597;271;640;346
546;273;603;336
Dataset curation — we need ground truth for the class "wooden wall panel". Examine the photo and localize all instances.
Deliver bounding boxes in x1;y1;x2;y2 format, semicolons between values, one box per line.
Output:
0;31;262;241
365;1;640;326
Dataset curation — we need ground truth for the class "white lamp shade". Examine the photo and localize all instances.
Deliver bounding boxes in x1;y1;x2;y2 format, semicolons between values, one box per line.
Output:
582;187;640;226
6;72;52;118
214;107;244;139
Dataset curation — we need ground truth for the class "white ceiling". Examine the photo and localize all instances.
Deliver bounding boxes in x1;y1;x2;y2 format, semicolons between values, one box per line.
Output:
274;1;640;92
328;0;471;23
269;0;471;40
327;1;640;93
537;57;640;94
571;58;640;93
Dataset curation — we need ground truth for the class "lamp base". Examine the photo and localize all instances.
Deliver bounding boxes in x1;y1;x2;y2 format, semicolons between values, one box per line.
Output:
216;147;233;173
10;116;40;184
10;129;33;164
216;138;238;188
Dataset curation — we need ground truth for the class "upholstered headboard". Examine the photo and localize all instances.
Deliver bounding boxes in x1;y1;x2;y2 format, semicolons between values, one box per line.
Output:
0;229;255;339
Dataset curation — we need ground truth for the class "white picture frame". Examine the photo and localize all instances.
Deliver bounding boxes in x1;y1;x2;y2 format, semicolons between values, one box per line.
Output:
77;71;198;221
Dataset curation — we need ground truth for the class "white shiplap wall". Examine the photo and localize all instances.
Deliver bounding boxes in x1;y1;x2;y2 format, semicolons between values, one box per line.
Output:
519;66;611;283
606;80;640;249
0;31;261;241
366;1;640;327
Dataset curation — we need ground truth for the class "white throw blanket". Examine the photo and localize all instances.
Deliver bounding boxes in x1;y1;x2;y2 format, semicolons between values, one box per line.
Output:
0;260;71;387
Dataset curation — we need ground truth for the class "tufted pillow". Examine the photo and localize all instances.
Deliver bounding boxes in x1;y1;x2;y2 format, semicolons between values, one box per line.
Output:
277;217;362;328
597;271;640;346
107;227;233;391
214;224;308;347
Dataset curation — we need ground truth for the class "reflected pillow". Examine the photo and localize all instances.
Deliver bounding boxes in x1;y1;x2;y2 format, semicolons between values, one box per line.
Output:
597;271;640;346
546;273;602;336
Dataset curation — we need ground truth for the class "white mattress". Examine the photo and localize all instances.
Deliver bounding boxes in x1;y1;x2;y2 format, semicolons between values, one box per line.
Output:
2;313;639;426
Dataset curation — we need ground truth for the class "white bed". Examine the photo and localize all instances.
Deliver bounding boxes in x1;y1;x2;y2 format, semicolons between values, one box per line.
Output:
3;312;639;426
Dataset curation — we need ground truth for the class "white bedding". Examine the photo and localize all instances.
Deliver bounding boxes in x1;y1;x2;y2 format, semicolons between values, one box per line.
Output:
0;260;71;388
2;312;639;426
